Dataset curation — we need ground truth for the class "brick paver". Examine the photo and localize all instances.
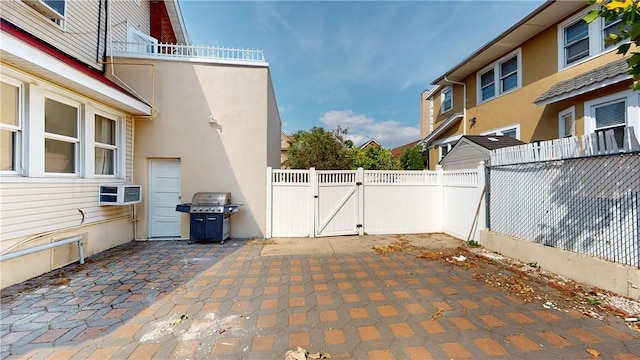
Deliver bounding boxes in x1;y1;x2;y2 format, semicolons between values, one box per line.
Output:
1;238;639;359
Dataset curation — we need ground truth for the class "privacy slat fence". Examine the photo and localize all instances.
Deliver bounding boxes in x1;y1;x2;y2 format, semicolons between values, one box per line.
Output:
266;165;485;241
488;127;640;267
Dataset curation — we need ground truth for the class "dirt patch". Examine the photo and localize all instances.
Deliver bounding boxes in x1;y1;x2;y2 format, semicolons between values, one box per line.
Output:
372;237;424;255
414;246;640;332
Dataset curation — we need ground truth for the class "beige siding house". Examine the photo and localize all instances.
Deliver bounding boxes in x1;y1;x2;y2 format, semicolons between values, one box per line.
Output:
419;1;639;170
0;0;280;288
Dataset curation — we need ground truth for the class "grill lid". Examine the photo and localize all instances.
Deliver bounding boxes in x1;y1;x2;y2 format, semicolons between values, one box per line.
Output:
192;192;231;205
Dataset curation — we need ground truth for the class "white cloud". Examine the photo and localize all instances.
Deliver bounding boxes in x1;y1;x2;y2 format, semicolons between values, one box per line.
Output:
319;110;419;149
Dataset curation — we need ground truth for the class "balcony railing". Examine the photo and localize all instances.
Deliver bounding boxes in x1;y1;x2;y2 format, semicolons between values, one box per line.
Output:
109;41;267;65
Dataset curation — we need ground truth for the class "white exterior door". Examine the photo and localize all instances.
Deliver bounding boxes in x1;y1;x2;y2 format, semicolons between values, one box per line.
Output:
314;170;361;237
149;159;181;238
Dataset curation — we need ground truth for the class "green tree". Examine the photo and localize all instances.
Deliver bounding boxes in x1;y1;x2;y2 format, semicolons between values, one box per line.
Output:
284;127;352;169
347;146;400;170
398;146;426;170
585;0;640;89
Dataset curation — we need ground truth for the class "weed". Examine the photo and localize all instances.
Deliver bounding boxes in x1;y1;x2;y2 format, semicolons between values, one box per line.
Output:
466;240;480;247
587;297;602;306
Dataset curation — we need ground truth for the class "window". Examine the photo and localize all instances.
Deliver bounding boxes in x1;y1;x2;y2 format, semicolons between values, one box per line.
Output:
594;99;626;147
482;124;520;139
500;56;518;93
558;107;575;138
441;86;452;113
127;21;157;54
584;90;640;149
564;19;590;66
44;97;78;174
95;114;117;175
25;0;65;26
1;81;21;172
438;141;458;161
477;50;521;103
480;69;495;101
558;5;628;69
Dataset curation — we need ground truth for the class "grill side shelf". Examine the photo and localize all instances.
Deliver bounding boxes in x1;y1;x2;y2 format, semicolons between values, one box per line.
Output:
176;204;192;213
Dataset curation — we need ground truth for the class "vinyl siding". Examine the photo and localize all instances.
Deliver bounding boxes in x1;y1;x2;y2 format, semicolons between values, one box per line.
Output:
0;180;129;241
109;0;151;48
0;0;150;70
126;116;134;183
440;142;488;170
1;1;103;69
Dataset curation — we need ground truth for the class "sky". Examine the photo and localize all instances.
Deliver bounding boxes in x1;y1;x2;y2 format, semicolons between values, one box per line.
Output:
179;0;546;149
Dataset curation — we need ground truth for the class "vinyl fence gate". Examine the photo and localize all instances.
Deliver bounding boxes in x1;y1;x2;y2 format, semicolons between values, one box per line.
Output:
266;166;486;240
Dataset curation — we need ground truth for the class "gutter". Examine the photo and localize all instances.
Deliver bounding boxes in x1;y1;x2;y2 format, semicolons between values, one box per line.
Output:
417;112;464;148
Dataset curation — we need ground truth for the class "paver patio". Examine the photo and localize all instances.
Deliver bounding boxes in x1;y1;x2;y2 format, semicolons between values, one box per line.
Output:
1;236;639;359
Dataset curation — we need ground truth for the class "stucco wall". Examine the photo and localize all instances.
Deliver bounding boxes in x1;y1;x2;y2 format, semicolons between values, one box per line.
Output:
423;7;633;170
108;58;278;239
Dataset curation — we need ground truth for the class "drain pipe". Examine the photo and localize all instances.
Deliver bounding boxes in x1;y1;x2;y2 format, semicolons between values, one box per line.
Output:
443;76;467;135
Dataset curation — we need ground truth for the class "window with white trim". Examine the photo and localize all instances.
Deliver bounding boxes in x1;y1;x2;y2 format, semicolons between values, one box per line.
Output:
95;114;117;175
558;5;627;69
24;0;65;26
44;97;79;174
1;81;21;172
584;90;640;149
558;106;575;138
441;86;453;113
439;141;456;161
477;50;521;103
594;99;626;147
127;21;157;54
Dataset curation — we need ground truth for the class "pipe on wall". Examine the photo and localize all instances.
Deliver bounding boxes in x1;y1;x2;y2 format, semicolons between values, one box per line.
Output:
443;76;467;135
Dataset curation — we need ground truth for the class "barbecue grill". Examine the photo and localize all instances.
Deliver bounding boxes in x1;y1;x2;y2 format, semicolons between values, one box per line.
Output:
175;192;242;244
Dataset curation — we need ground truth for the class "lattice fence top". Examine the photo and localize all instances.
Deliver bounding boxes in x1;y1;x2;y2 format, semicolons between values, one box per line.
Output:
490;127;640;166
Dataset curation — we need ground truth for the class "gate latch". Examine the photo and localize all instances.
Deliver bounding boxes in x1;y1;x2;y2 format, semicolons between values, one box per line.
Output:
356;224;363;228
356;182;363;186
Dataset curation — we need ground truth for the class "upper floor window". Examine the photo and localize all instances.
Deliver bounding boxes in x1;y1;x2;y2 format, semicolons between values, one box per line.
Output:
44;97;78;174
558;5;625;69
477;50;521;103
441;86;453;113
24;0;65;26
564;19;590;66
1;81;21;173
95;114;117;176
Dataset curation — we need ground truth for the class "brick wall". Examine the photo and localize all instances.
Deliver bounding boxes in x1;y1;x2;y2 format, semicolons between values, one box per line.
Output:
150;0;177;44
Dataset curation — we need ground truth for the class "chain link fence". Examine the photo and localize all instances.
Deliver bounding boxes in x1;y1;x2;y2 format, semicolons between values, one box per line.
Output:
488;152;640;267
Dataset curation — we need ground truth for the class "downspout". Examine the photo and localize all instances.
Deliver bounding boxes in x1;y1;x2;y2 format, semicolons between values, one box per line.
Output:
105;1;159;119
101;0;109;69
95;0;103;71
443;76;467;135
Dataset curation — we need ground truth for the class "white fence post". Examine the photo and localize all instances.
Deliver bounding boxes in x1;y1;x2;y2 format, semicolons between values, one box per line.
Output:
357;167;365;236
309;167;317;237
474;161;487;242
266;166;273;238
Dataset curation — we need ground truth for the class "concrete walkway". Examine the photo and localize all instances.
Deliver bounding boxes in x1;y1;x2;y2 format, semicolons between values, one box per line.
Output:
1;234;638;359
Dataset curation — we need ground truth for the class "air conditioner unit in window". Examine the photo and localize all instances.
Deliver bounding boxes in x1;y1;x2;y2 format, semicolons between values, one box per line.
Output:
25;0;65;21
99;184;142;206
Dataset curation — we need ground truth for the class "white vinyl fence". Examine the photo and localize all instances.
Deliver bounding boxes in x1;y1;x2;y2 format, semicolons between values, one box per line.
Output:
266;164;485;241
